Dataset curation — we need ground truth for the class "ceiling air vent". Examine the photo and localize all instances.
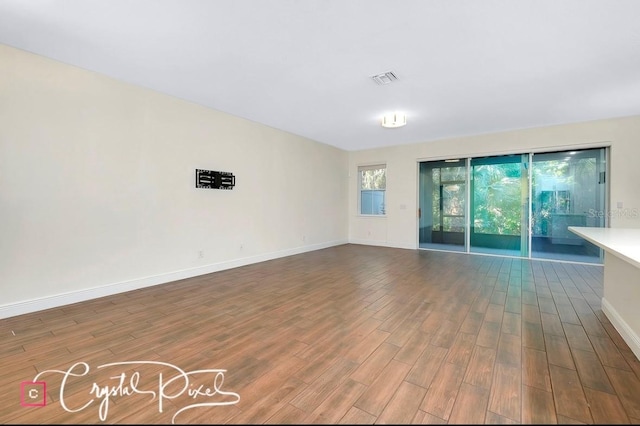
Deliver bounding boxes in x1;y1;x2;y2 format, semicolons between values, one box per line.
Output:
370;71;398;85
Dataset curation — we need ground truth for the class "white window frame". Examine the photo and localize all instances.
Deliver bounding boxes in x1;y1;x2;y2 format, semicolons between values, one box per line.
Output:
358;164;387;216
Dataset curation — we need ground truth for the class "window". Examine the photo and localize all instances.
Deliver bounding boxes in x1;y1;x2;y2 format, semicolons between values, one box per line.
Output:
359;165;386;215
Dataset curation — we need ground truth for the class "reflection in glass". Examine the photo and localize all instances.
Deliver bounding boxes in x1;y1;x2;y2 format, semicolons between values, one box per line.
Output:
470;154;529;257
419;160;466;251
531;148;606;263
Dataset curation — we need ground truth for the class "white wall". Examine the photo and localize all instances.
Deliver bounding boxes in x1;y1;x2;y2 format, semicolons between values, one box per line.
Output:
0;44;348;318
349;115;640;248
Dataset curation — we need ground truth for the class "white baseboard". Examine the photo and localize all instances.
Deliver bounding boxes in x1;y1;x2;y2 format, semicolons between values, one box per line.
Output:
602;297;640;361
0;240;347;320
348;239;416;250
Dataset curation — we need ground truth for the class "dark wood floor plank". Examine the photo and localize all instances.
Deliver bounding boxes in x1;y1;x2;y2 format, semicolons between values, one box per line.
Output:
338;407;377;424
522;384;557;424
523;347;551;391
488;362;521;422
544;332;576;370
505;295;522;314
303;378;367;424
419;361;466;421
228;376;306;424
496;332;521;367
491;290;508;306
460;310;485;335
485;411;518;424
554;296;582;325
563;322;595;352
576;309;608;337
295;357;362;409
384;317;421;347
430;319;460;349
589;334;633;370
541;312;565;336
405;345;448;389
393;330;432;366
476;320;501;349
522;319;546;351
605;366;640;419
521;290;538;306
485;303;505;323
549;364;593;424
501;311;521;336
375;380;427;424
342;328;390;364
521;303;541;323
353;360;411;417
572;348;616;394
583;387;631;424
412;409;447;424
448;382;489;424
444;332;476;367
265;403;307;424
537;296;558;314
463;345;497;390
349;342;399;386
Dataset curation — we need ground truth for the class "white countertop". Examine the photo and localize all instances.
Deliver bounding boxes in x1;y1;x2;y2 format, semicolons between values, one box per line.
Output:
568;226;640;269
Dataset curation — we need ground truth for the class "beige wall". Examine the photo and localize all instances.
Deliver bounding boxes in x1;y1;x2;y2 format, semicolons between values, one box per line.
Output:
0;44;348;317
2;41;639;319
349;115;640;248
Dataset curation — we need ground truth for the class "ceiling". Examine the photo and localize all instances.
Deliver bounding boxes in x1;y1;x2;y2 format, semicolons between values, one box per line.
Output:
1;0;640;151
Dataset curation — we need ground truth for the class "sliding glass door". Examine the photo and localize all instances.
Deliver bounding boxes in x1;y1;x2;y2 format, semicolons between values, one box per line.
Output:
418;147;607;264
418;160;466;252
470;154;529;257
530;148;606;262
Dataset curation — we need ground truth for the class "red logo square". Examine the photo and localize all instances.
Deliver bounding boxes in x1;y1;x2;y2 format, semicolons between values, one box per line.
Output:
20;381;46;407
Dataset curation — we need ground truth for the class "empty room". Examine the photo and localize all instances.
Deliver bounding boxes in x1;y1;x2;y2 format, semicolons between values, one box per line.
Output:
2;0;640;424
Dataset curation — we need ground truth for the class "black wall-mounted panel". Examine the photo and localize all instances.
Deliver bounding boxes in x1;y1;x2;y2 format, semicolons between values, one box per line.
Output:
196;169;235;190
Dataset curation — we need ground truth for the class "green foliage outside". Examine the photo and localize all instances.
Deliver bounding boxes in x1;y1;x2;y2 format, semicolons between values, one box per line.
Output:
472;163;523;235
425;151;601;237
360;168;386;190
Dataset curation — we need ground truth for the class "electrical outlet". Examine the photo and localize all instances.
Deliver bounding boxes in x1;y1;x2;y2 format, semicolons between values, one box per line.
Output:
198;250;204;259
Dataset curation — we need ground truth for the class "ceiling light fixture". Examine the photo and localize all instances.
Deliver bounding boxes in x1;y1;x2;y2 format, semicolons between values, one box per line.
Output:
381;112;407;128
371;71;398;85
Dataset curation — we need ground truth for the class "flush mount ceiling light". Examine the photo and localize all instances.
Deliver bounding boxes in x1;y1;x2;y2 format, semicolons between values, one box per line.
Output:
381;112;407;128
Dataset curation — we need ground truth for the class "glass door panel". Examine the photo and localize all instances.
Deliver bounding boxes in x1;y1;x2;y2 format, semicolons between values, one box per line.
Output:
470;154;529;257
419;160;466;252
531;148;606;263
